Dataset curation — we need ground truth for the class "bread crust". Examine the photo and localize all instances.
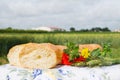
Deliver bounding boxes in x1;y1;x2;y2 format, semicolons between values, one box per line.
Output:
79;44;102;52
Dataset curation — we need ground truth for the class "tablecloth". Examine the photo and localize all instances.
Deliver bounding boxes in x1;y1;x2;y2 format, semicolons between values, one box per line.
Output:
0;64;120;80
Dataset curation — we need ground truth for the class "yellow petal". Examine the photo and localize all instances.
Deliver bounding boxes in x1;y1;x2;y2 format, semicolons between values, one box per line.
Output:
81;48;90;58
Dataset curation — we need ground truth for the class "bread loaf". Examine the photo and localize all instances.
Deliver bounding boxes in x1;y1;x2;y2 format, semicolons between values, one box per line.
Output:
79;44;102;52
7;43;66;69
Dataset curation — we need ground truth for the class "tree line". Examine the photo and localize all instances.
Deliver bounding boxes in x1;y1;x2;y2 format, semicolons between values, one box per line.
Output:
70;27;111;32
0;26;111;33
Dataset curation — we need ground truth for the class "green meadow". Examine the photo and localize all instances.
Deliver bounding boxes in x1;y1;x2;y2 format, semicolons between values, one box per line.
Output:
0;32;120;65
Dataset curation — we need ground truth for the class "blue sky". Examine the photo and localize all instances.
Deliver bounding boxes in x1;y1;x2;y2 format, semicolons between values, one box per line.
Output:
0;0;120;30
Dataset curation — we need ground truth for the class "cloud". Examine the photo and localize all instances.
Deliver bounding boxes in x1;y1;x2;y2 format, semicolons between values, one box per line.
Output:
0;0;120;30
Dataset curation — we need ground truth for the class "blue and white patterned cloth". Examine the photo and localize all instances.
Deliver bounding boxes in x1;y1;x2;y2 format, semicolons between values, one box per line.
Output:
0;64;120;80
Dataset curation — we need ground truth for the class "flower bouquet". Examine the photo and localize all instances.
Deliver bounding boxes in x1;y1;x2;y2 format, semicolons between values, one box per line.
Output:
62;42;120;67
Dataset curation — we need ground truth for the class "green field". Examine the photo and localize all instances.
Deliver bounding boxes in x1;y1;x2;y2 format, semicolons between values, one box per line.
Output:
0;32;120;65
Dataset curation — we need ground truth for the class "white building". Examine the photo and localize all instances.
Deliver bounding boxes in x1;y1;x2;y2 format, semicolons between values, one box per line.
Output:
32;26;65;32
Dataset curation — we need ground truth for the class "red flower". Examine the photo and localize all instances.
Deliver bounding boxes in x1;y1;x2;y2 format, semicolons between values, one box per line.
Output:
62;53;86;65
73;56;86;62
62;53;72;65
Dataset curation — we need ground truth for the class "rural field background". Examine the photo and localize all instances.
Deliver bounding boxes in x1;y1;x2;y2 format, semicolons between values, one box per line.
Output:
0;32;120;65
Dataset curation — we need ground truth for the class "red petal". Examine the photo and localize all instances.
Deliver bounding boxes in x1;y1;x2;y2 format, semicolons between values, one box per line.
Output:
73;56;86;62
62;53;72;65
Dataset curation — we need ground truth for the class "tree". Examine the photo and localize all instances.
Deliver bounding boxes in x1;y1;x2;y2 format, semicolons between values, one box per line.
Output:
6;27;12;30
90;27;102;32
70;27;75;31
79;29;89;32
102;27;111;32
90;27;111;32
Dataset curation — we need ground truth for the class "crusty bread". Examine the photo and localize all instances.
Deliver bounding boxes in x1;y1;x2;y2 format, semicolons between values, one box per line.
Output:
7;43;66;69
79;44;102;52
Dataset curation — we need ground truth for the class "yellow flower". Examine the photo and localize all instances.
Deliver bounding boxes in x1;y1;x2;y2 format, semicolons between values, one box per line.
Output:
81;48;90;58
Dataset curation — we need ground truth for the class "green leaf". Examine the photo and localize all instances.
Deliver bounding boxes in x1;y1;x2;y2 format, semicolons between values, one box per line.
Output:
101;43;112;57
64;42;79;61
90;48;101;59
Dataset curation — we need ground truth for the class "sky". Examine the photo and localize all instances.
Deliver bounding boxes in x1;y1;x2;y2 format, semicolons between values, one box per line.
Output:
0;0;120;31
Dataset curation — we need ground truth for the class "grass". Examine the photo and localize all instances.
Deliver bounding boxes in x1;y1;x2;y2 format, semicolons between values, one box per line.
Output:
0;56;8;65
0;32;120;65
111;48;120;58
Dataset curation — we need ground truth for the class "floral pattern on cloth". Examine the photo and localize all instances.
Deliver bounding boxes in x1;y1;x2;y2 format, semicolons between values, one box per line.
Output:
0;64;120;80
